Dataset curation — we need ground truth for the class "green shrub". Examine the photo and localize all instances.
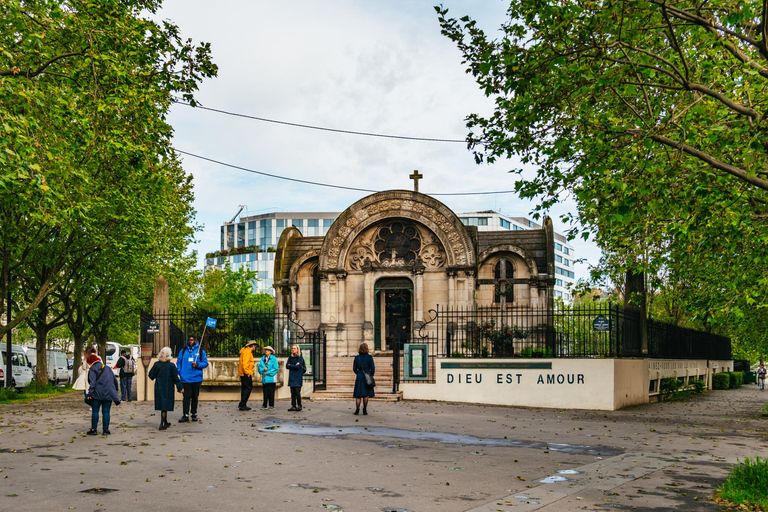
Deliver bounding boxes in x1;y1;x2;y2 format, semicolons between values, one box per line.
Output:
660;377;681;398
729;371;744;388
713;372;731;390
716;457;768;510
0;387;19;402
692;378;706;394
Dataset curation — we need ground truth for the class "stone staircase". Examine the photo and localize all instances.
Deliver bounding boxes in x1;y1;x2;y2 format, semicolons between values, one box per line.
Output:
311;356;403;401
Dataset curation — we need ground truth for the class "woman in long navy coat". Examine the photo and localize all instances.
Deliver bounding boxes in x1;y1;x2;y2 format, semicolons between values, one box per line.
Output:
352;342;375;415
148;347;184;430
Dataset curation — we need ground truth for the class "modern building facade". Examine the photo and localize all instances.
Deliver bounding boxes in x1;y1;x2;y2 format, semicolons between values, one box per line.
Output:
456;211;575;301
204;209;575;300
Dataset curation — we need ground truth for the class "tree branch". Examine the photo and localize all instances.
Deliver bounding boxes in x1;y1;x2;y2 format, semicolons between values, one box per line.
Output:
629;130;768;191
0;50;86;78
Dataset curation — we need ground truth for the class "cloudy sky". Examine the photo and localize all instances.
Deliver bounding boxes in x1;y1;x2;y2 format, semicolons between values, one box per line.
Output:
157;0;602;282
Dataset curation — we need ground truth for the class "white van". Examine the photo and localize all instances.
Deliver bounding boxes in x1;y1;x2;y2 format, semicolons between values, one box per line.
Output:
0;345;34;391
47;349;69;385
106;342;124;376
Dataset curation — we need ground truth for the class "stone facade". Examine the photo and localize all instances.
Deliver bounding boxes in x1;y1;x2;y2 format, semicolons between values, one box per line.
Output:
274;190;556;356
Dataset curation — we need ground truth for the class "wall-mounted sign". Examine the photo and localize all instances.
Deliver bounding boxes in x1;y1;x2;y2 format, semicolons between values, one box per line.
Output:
146;321;159;334
593;315;610;331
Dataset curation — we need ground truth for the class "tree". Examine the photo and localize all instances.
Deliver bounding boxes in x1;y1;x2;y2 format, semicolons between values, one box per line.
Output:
0;0;217;346
194;263;274;312
437;1;768;329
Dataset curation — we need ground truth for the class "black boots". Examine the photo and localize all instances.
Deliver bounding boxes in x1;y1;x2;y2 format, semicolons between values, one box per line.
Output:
354;407;360;415
363;406;368;415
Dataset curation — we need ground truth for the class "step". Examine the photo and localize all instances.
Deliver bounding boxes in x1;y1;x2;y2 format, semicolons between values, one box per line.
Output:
311;389;403;402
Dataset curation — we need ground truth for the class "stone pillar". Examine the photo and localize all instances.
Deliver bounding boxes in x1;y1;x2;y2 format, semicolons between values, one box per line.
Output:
447;271;456;309
362;271;374;347
414;272;424;324
153;276;169;355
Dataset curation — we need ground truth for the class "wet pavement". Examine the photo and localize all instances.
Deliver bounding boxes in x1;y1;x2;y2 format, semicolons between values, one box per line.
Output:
0;385;766;511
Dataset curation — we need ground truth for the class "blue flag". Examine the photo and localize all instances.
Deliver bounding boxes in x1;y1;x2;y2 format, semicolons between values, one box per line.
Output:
206;317;217;328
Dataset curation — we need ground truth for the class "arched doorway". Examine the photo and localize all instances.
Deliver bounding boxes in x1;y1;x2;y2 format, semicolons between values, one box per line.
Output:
374;277;413;351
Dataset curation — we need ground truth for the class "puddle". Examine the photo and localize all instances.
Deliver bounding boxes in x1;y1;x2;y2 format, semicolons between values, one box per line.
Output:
381;509;415;512
257;422;621;456
558;469;580;475
514;495;530;499
80;488;118;494
540;475;568;483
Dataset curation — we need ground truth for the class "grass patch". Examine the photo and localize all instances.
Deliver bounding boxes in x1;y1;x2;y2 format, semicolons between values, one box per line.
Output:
0;382;74;404
715;457;768;511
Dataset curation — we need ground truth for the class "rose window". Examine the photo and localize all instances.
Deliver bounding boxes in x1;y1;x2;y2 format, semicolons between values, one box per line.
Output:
373;221;421;264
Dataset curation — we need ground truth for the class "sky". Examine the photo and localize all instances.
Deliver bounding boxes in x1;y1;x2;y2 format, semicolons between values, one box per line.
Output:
157;0;602;282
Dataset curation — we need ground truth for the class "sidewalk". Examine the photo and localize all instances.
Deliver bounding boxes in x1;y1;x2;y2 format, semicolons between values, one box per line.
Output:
0;385;765;511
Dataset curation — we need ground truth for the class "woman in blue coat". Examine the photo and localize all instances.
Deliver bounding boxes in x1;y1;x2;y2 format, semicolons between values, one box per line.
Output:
352;342;375;415
148;347;184;430
86;353;120;435
257;346;279;409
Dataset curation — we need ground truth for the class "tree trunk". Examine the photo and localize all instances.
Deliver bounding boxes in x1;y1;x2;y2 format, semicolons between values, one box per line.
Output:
34;300;49;386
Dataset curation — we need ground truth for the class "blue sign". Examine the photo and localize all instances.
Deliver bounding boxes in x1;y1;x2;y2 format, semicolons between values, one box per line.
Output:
206;317;218;328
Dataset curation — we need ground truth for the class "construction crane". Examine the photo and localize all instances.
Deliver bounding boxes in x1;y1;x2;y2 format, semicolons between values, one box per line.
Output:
228;205;246;223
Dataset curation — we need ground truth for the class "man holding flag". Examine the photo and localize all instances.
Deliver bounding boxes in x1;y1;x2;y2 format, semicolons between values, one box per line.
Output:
177;335;209;422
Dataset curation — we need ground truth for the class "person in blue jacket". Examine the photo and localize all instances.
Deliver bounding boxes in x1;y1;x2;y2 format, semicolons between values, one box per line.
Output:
258;345;279;409
176;335;208;422
286;344;306;411
353;342;375;415
86;352;120;435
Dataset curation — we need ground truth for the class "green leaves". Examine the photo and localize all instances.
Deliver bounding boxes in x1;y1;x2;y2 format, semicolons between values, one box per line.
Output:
438;0;768;343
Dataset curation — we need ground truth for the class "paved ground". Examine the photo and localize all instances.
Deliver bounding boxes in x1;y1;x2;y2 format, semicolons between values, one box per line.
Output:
0;385;766;511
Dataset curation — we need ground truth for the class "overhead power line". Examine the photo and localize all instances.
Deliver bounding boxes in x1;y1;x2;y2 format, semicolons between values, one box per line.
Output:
175;150;517;196
173;100;468;143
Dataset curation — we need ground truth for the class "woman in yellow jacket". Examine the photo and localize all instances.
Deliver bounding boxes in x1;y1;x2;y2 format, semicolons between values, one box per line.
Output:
238;340;257;411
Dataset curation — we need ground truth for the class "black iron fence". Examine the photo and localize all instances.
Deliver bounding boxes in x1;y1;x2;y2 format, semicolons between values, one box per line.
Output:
415;303;730;360
140;309;309;358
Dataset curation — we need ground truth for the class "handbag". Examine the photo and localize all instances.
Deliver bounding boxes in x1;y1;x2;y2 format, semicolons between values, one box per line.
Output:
363;371;376;389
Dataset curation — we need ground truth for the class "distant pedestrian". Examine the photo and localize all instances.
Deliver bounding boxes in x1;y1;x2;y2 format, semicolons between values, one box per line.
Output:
238;340;258;411
177;336;208;422
148;347;183;431
73;345;97;400
352;342;375;415
258;346;279;409
758;364;766;391
286;344;306;411
86;352;120;435
115;350;136;402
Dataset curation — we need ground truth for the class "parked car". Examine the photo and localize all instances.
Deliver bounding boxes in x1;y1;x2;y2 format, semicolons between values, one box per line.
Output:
0;345;34;391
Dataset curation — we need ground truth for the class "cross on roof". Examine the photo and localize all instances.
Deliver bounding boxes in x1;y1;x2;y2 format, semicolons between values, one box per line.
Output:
409;170;423;192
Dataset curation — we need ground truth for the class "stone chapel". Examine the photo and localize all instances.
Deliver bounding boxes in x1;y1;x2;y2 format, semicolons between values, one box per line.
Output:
274;188;556;359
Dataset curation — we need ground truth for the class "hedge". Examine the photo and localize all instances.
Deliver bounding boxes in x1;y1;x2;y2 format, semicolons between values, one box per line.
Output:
713;372;731;390
730;371;744;388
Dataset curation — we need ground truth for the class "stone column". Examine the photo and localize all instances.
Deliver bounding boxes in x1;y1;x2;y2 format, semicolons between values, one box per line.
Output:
414;272;424;324
153;276;169;355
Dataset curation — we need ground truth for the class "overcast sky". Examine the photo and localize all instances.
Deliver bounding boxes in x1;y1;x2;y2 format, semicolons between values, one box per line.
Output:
157;1;602;282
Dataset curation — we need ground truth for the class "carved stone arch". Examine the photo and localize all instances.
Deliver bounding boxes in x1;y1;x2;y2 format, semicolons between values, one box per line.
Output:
289;250;321;285
319;190;476;271
477;245;538;277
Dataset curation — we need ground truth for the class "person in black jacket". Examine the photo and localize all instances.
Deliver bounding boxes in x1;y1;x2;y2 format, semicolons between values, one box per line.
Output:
86;353;120;435
285;344;306;411
115;350;135;402
352;343;375;415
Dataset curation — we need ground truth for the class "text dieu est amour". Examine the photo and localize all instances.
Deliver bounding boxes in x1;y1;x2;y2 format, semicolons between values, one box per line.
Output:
446;373;586;385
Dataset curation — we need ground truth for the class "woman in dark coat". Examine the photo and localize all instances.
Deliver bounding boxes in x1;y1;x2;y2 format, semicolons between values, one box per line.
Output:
286;344;306;411
148;346;184;430
352;342;375;415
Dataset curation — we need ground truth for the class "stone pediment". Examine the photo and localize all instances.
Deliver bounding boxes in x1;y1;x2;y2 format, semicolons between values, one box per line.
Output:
320;190;476;272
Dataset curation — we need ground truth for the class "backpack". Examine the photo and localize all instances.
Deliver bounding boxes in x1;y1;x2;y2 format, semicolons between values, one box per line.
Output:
123;356;136;374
